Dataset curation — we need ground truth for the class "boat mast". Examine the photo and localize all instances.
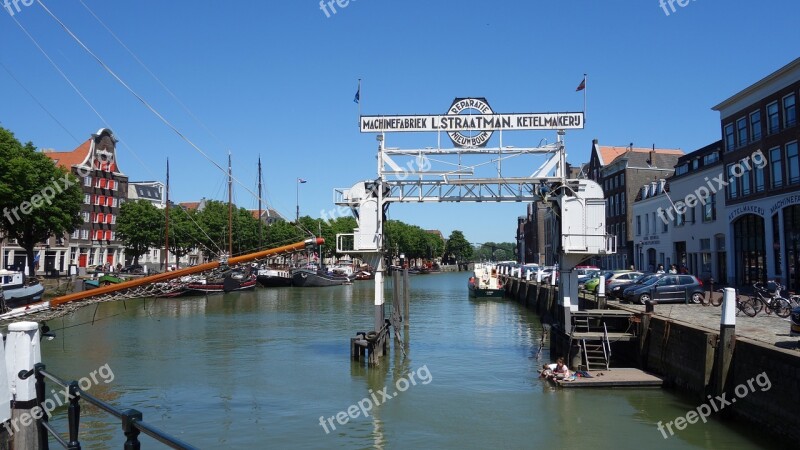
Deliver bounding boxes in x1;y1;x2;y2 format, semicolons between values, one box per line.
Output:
165;158;170;270
258;156;263;249
228;152;233;258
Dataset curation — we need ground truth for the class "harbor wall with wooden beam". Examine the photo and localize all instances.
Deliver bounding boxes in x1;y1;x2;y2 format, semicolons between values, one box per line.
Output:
500;273;800;445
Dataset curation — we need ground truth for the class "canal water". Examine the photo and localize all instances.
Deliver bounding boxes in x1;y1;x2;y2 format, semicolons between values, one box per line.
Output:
40;271;772;449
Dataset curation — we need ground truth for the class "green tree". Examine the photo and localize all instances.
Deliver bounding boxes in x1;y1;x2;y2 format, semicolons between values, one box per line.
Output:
444;230;473;263
0;127;83;276
165;206;197;268
117;200;163;265
474;242;516;261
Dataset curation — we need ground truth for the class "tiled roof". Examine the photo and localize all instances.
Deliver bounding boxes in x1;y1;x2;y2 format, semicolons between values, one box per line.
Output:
598;146;683;166
180;202;201;210
43;138;91;169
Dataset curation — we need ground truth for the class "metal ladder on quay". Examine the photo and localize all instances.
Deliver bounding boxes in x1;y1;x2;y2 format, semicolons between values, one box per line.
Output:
570;315;611;371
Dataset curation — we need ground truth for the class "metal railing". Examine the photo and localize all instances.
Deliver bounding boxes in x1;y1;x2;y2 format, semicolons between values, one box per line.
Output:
18;363;198;450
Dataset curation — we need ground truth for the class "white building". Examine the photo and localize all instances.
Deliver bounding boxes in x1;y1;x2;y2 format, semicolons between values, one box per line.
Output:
632;180;673;272
667;141;727;281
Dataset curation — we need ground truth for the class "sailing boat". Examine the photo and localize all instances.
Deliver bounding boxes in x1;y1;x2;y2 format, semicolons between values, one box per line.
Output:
164;154;257;297
254;156;294;287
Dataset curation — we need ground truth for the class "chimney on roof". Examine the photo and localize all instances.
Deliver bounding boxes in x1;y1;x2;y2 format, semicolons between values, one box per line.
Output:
648;144;656;166
593;138;598;145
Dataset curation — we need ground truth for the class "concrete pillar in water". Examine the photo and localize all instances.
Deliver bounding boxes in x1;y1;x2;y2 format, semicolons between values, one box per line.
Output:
5;322;41;449
714;288;736;398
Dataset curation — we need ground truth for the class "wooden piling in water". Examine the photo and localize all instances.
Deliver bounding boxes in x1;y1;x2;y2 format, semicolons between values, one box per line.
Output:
403;268;410;328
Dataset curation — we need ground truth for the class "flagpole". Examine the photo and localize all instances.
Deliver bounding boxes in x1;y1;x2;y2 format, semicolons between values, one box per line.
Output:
583;74;587;123
357;78;362;127
296;178;299;223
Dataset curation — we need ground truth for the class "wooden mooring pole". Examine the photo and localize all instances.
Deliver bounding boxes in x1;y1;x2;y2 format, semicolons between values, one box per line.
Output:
713;288;736;400
403;268;410;328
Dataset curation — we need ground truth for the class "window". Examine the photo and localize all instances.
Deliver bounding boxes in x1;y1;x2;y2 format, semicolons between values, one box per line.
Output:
724;123;735;151
111;215;116;224
703;194;716;222
651;212;657;234
71;230;80;239
784;93;796;128
771;147;783;188
84;194;90;204
645;214;650;234
81;229;89;240
96;213;104;223
82;212;90;222
105;230;112;241
112;198;118;207
736;117;748;147
788;141;799;185
106;214;113;224
636;215;641;235
755;164;765;192
84;176;92;187
727;164;738;198
620;192;625;213
767;101;780;134
750;110;762;141
621;223;626;241
740;158;752;195
675;164;688;176
95;230;104;241
662;216;668;233
688;204;696;223
703;151;719;165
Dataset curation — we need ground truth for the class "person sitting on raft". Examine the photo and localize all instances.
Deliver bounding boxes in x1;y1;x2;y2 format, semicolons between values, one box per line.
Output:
553;357;570;378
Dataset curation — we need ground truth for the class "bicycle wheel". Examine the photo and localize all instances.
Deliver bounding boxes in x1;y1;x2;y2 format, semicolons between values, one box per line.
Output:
738;297;758;317
773;298;791;318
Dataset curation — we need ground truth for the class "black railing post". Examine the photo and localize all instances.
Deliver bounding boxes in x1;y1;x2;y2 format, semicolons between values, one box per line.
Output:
33;363;50;450
121;409;142;450
66;381;81;450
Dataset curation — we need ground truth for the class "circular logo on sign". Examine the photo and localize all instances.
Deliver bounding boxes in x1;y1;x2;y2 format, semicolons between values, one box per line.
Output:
447;97;494;148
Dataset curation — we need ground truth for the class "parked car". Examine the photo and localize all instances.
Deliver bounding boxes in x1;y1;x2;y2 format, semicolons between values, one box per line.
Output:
622;274;705;305
583;270;632;293
609;273;657;299
120;264;144;274
605;272;646;298
521;263;539;278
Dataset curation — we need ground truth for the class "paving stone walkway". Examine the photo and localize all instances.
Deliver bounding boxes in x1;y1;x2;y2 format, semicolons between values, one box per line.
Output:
608;299;798;350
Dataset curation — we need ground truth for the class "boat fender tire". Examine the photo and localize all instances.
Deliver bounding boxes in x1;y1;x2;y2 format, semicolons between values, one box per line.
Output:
365;331;378;342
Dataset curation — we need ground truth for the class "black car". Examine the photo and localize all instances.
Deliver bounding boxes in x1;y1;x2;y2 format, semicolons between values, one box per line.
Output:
608;273;656;299
622;274;705;305
121;264;144;274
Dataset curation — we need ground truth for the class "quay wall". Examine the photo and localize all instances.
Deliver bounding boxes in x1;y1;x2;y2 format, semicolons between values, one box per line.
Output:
502;277;800;443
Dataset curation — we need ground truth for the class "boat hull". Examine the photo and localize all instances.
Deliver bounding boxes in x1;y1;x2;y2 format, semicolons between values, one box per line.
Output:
468;284;504;298
256;275;293;287
2;284;46;308
292;269;350;287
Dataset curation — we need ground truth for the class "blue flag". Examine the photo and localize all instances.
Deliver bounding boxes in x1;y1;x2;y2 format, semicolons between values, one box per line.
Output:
353;86;360;104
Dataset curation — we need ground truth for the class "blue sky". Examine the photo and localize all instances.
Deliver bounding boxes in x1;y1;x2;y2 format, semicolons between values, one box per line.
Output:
1;0;798;245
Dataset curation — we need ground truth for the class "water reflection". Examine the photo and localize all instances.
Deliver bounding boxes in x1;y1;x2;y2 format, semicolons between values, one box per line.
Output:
34;272;776;449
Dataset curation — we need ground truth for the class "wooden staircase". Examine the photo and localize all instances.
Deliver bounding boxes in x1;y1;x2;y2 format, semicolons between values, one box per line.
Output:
569;310;635;371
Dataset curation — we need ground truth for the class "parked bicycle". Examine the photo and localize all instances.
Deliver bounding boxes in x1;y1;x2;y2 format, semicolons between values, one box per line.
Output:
752;281;791;318
703;287;758;317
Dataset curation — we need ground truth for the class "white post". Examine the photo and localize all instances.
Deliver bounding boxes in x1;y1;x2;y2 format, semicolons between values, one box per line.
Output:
537;269;543;283
5;322;42;448
721;287;736;326
550;270;557;286
598;276;606;296
0;329;11;428
526;270;531;281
